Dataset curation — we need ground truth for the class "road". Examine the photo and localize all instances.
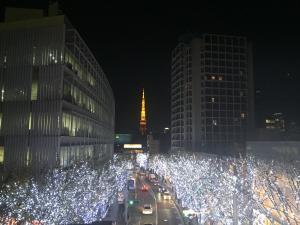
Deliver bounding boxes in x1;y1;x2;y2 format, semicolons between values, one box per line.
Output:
127;172;184;225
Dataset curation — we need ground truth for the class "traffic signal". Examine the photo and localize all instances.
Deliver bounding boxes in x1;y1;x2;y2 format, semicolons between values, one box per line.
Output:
128;199;139;206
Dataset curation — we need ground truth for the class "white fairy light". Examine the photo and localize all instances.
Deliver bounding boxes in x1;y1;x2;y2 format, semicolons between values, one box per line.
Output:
0;155;132;224
147;152;299;224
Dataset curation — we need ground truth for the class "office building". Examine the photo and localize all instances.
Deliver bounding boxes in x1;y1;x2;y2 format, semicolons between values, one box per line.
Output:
147;128;171;154
114;134;133;153
147;133;160;154
171;34;254;154
0;10;115;176
265;112;285;131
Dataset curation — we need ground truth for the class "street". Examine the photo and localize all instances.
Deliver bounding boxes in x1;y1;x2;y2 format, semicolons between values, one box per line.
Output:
127;172;184;225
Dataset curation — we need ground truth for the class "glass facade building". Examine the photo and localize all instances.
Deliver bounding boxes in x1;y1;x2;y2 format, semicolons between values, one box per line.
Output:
0;15;115;175
171;34;254;154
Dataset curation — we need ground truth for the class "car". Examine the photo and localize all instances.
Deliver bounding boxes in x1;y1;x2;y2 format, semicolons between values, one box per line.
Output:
153;180;160;186
163;191;171;200
158;186;166;193
141;185;148;192
142;204;153;214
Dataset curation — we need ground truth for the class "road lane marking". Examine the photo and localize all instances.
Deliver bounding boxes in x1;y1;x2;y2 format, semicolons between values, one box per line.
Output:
141;177;158;225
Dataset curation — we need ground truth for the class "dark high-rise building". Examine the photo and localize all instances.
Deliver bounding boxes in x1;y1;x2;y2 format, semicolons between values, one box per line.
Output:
0;11;115;176
265;112;285;131
171;34;254;154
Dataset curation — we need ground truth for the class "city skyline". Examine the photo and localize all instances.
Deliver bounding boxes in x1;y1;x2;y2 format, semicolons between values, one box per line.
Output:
2;2;300;134
0;2;299;224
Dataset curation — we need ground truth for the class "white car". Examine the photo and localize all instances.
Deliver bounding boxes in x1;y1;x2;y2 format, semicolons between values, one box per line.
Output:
158;186;166;193
142;204;153;214
163;191;171;200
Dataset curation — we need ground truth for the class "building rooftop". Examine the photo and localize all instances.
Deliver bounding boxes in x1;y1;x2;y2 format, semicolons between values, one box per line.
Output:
0;14;66;31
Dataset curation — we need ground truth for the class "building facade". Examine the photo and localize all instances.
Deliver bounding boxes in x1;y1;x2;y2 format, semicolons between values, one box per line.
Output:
0;15;115;175
265;112;285;131
147;133;160;154
171;34;254;154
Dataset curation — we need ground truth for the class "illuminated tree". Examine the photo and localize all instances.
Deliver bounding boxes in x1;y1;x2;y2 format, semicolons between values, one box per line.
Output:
250;157;300;225
147;152;299;225
0;155;131;224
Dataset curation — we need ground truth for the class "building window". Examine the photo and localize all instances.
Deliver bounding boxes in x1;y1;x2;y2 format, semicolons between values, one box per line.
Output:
211;97;215;103
0;146;4;164
0;113;2;132
28;112;32;130
26;148;31;167
31;69;39;101
60;145;95;167
1;85;4;102
32;46;36;65
241;113;245;118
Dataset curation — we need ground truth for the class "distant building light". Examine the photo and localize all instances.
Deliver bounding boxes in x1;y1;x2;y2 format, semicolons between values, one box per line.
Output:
241;113;245;118
164;127;169;130
124;144;142;149
1;86;4;102
218;76;223;81
116;135;120;139
211;76;215;80
211;97;215;103
212;120;217;126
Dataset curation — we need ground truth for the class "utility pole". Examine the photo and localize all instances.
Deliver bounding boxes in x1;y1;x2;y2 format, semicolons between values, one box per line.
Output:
233;193;238;225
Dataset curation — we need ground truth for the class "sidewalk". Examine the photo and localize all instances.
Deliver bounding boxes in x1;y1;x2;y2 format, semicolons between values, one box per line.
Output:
102;200;126;225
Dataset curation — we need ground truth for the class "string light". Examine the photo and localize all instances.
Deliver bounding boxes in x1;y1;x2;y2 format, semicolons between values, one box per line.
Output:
0;155;132;224
146;152;299;224
0;152;299;224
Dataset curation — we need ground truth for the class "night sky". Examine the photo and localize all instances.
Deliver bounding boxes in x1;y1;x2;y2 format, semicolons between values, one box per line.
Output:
2;1;300;134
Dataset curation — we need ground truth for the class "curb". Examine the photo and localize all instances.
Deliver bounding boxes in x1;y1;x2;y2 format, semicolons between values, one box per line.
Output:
162;181;187;225
172;198;188;225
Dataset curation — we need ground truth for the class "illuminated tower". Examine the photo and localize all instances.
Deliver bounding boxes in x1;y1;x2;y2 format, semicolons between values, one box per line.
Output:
139;88;147;136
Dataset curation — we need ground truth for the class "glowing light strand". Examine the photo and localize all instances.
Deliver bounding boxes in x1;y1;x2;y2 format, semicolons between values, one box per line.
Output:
145;152;299;225
0;155;132;224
